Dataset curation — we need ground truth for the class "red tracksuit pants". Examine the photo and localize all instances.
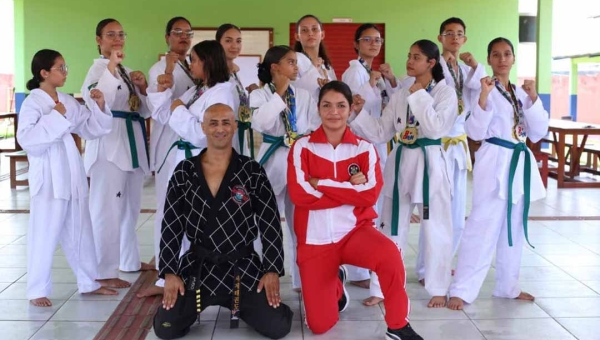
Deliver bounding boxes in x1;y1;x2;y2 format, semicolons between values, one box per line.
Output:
298;225;410;334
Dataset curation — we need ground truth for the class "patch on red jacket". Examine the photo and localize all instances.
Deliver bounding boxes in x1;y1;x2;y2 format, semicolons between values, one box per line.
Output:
348;163;360;176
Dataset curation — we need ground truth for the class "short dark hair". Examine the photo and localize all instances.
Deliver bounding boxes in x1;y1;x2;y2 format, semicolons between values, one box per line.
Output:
166;17;191;35
439;17;466;34
191;40;230;87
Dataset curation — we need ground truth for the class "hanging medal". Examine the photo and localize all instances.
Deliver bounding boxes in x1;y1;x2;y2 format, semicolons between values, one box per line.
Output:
401;80;436;144
494;78;527;142
269;83;298;147
359;58;389;110
186;85;207;109
178;58;201;86
117;64;141;112
233;73;251;123
448;62;465;115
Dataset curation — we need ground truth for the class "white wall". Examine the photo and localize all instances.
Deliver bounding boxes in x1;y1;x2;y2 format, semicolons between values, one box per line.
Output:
553;0;600;57
0;0;14;74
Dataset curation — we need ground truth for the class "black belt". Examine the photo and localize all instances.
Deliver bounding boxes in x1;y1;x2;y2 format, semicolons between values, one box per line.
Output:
188;244;254;328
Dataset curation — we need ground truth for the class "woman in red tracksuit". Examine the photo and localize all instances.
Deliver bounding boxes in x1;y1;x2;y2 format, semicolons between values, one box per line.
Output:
287;81;422;340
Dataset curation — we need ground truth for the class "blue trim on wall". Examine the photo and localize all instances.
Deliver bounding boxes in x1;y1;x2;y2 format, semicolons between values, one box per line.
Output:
538;93;551;149
15;92;27;113
570;94;577;121
539;93;551;115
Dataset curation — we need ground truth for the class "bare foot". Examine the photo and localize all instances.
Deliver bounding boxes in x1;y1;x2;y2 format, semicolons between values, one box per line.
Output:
447;297;464;310
349;279;370;289
362;296;384;306
137;285;164;298
428;296;447;308
419;279;425;286
140;262;156;271
97;278;131;289
516;291;535;301
30;297;52;307
86;287;118;295
293;287;302;293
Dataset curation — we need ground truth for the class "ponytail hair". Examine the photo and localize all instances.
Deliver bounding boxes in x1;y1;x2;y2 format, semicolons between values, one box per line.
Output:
318;80;353;107
487;37;514;57
293;14;332;70
257;45;293;84
412;39;444;83
27;49;62;91
354;23;380;54
166;17;191;35
95;18;119;54
216;23;241;42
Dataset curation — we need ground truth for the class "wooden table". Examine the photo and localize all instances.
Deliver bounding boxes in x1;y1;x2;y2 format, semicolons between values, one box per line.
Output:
0;112;21;152
546;119;600;188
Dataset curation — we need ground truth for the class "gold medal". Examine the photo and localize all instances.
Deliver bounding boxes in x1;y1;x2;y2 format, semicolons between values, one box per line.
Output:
514;125;527;143
284;132;298;147
458;98;464;115
239;105;252;123
400;127;418;145
128;95;141;112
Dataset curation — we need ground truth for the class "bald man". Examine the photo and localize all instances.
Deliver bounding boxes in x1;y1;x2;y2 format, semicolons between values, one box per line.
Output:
153;104;293;339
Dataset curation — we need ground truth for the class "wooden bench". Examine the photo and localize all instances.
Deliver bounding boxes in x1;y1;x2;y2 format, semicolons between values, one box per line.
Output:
5;150;28;188
533;152;549;188
582;144;600;175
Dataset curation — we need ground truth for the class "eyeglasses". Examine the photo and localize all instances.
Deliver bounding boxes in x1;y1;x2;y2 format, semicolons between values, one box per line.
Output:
103;31;127;40
358;37;384;44
51;65;68;74
170;29;194;38
441;32;465;39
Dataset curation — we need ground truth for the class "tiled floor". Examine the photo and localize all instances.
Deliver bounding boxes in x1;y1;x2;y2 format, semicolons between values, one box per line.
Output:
0;162;599;339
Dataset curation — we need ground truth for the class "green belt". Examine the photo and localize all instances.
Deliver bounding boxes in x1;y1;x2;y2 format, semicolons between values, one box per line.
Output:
112;110;148;169
259;134;285;166
157;139;198;173
238;122;254;159
485;137;533;248
391;138;441;236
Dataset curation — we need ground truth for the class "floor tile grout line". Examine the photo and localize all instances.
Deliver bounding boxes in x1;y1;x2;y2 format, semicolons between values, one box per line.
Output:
551;316;584;340
26;299;71;340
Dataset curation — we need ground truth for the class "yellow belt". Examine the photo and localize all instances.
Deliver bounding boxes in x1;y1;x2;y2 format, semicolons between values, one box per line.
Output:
442;133;472;171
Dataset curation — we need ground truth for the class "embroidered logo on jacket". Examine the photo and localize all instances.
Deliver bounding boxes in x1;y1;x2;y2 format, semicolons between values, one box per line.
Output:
348;163;360;176
231;185;249;205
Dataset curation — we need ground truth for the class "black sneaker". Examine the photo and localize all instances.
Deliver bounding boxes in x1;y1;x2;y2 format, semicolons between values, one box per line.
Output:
338;265;349;313
385;323;423;340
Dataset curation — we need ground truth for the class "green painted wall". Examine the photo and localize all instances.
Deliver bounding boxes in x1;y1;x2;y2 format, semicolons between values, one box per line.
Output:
15;0;518;93
14;0;24;91
536;0;553;94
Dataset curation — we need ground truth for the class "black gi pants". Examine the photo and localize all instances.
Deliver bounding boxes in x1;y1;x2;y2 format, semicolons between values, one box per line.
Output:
153;288;293;339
